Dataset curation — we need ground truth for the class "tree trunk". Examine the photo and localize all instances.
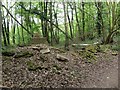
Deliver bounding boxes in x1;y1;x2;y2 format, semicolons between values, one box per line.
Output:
95;2;105;43
3;18;7;46
68;3;74;38
20;2;25;44
44;2;50;43
74;3;81;40
12;22;15;44
82;2;85;41
95;2;102;37
0;1;2;49
50;2;53;45
6;18;10;45
67;3;73;39
53;3;59;44
63;2;69;50
17;23;20;45
2;24;7;46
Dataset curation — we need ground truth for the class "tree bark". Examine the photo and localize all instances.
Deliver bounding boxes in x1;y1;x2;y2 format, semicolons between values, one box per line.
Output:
50;2;53;45
67;3;73;39
63;2;69;50
74;3;81;40
82;2;85;41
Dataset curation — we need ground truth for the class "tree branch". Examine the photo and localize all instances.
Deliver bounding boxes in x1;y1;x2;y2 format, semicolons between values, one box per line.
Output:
19;3;73;41
2;4;32;36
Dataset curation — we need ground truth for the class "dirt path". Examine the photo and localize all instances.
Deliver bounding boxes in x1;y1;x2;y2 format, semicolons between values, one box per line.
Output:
81;53;118;88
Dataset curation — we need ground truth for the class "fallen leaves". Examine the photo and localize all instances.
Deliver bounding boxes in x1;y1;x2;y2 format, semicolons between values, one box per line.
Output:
2;44;118;88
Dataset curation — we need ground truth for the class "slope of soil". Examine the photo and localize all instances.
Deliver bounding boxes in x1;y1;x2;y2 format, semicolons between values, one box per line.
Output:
2;44;118;88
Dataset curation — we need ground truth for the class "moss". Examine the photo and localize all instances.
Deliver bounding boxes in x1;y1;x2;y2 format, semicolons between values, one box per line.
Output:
99;45;112;53
85;45;97;53
112;44;120;51
79;50;96;63
2;50;15;56
26;61;44;71
26;61;36;71
2;51;15;56
14;51;33;58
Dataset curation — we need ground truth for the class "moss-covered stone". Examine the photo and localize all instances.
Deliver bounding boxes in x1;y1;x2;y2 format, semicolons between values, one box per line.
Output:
26;61;45;71
79;50;96;63
2;50;15;56
27;61;37;71
14;51;33;58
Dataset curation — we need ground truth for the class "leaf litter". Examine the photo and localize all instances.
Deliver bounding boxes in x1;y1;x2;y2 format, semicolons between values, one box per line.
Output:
2;44;118;88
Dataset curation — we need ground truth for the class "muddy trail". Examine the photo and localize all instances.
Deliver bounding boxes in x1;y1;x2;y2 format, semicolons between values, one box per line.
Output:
2;44;118;88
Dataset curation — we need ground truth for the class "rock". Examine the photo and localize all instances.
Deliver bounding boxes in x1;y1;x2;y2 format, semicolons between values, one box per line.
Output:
14;51;33;58
2;49;16;56
112;52;118;56
32;47;40;51
56;54;69;62
71;44;91;50
72;44;91;47
40;48;50;54
2;51;15;56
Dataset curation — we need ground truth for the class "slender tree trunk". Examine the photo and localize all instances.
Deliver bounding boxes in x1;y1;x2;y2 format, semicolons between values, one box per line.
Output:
6;17;10;45
44;2;50;43
12;6;16;44
63;2;69;50
39;2;45;37
20;2;25;44
5;1;10;45
71;3;74;38
0;1;2;51
12;21;15;44
118;4;120;29
50;2;53;45
53;3;59;44
2;24;7;46
3;18;8;45
95;2;102;37
74;3;81;40
111;2;116;32
82;2;85;41
67;3;73;39
0;1;2;77
68;3;74;37
95;2;105;43
108;2;116;43
28;1;32;39
17;23;20;45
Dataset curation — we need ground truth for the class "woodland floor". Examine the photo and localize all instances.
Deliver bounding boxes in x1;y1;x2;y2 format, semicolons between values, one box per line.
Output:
2;44;118;88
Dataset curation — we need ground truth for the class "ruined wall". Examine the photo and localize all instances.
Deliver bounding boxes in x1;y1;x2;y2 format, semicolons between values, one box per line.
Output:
31;33;48;44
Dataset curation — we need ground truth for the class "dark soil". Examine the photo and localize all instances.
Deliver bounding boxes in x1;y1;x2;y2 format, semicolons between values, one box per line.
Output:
2;44;118;88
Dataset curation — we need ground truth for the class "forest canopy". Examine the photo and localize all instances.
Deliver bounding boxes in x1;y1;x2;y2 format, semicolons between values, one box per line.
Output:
1;1;120;50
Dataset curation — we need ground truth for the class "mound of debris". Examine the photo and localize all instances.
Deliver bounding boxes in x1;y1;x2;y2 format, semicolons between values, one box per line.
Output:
2;44;118;88
2;44;84;88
